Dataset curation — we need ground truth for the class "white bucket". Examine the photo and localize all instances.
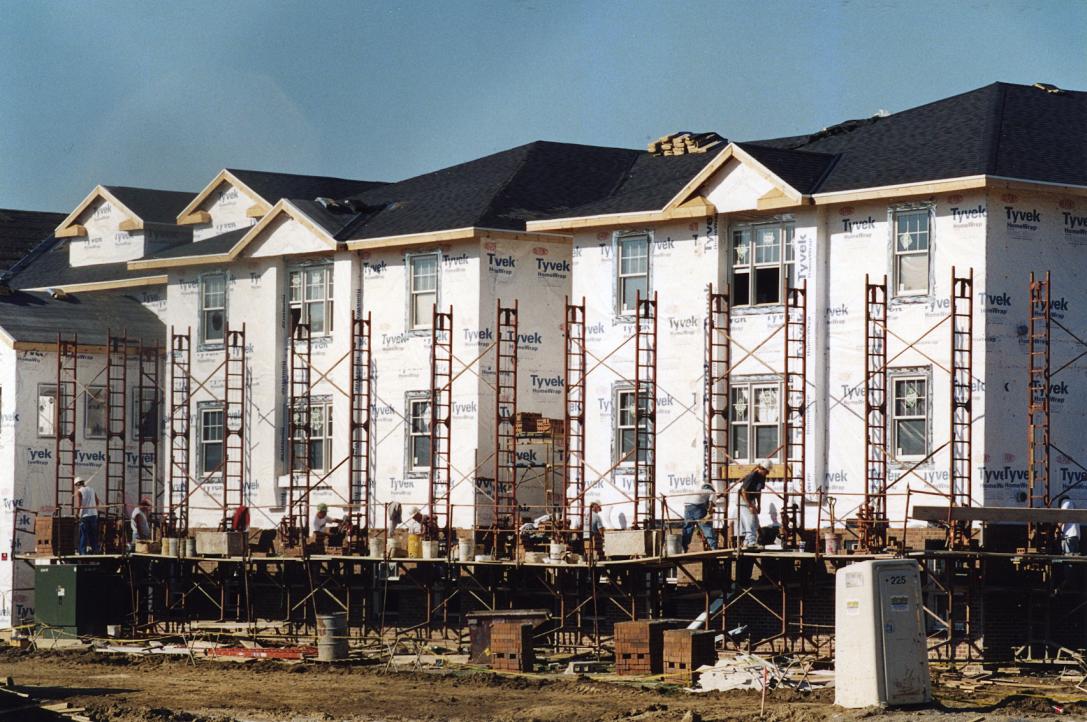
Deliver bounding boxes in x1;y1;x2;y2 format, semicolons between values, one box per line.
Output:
368;537;383;558
458;539;474;562
421;540;437;559
664;534;683;557
183;538;197;558
386;538;401;556
548;542;567;560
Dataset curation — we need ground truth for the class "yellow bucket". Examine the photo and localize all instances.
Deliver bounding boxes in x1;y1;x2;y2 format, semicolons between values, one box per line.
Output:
407;534;422;559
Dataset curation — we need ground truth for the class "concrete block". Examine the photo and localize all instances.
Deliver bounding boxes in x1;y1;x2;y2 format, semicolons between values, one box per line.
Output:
604;529;658;558
195;531;246;557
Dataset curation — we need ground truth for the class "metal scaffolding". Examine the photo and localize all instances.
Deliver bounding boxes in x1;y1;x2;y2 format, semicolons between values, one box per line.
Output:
493;301;519;532
286;322;312;539
54;335;78;516
349;312;372;533
168;328;191;534
136;339;162;512
861;275;889;552
429;305;454;547
705;286;731;530
105;331;129;523
1027;271;1052;551
949;267;974;547
223;326;247;528
633;292;658;529
563;298;587;533
782;281;807;548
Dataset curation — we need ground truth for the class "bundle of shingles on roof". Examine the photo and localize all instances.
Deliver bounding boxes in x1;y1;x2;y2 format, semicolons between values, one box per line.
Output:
646;131;725;156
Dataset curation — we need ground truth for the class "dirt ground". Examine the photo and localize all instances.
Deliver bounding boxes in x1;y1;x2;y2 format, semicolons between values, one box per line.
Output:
0;648;1083;722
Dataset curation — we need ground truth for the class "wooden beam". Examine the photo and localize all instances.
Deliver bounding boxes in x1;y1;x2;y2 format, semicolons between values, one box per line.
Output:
56;224;86;238
178;210;212;225
912;505;1087;524
118;218;143;232
526;197;716;233
245;203;268;219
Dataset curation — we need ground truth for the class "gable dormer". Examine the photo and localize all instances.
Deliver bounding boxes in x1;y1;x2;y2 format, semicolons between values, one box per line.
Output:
56;185;193;267
175;170;266;242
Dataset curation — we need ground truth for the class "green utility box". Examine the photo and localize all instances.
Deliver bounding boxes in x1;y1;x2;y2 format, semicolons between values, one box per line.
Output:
34;563;128;638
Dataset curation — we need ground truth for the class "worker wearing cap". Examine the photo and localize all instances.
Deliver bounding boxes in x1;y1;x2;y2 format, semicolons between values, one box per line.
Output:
398;506;424;535
738;463;770;549
74;477;99;555
311;503;338;541
129;497;152;550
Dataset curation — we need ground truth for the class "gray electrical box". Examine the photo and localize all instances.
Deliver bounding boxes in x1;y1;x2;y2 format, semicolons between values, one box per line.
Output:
835;559;931;708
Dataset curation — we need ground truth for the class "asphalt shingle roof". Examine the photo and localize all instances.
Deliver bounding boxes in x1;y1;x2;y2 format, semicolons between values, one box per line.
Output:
103;186;195;224
3;236;169;290
741;81;1087;194
0;290;164;344
227;170;386;205
0;208;65;270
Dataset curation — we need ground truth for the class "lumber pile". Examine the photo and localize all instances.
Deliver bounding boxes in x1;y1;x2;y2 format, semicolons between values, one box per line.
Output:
647;132;725;156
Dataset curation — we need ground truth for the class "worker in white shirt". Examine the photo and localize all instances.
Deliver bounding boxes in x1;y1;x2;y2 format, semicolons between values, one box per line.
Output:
1060;497;1080;555
398;506;424;535
74;477;99;555
129;497;152;551
311;503;339;541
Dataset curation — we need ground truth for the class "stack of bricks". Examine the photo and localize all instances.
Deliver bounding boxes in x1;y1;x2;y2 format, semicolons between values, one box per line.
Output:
614;620;684;675
490;621;535;672
662;629;717;684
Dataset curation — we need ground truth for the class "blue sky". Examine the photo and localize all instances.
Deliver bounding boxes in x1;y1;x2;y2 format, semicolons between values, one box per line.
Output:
1;0;1084;212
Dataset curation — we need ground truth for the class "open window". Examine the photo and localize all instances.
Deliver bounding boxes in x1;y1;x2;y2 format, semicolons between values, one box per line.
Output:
729;381;781;461
732;223;795;306
892;209;930;296
289;266;334;336
291;401;333;473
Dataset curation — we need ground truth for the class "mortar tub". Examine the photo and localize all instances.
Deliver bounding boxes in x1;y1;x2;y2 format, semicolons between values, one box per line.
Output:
316;612;348;662
183;538;197;558
664;533;683;557
548;542;567;560
368;537;384;558
458;539;475;562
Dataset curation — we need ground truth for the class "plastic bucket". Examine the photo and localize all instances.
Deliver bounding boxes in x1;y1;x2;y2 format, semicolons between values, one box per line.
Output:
458;539;474;562
664;534;683;557
548;542;567;560
316;611;348;662
407;534;422;559
421;540;437;559
162;538;177;557
368;537;383;558
183;538;197;558
823;533;840;555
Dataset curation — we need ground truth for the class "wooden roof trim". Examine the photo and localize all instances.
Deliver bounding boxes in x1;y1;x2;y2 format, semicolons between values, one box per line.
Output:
525;196;716;233
55;185;141;236
21;274;169;293
175;170;270;225
225;199;337;261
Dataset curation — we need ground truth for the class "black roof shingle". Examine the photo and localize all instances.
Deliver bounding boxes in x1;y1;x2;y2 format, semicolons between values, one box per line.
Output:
0;208;65;270
227;170;386;206
0;290;163;345
102;186;195;224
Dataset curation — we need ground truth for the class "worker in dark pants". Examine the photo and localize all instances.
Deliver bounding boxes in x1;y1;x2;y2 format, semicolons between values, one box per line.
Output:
738;463;770;549
74;477;100;555
682;482;722;551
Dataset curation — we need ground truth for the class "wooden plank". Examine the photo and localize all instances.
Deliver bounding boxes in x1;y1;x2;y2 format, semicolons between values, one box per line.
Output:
912;505;1087;523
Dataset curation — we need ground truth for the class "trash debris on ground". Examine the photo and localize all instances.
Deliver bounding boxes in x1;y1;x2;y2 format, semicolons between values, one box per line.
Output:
693;652;833;693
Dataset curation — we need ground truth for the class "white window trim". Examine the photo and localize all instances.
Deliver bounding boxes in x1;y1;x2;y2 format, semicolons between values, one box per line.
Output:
729;378;783;462
291;400;333;473
889;369;931;463
199;272;228;346
198;403;225;477
614;231;651;317
890;206;933;299
405;391;431;476
288;264;335;337
406;252;439;332
731;221;796;308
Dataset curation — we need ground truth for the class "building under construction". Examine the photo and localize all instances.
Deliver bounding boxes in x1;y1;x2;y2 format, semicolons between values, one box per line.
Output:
5;81;1087;666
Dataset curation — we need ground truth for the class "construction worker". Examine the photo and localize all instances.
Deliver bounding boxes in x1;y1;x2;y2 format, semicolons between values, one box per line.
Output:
311;503;342;541
1059;497;1080;555
230;504;250;532
738;462;770;549
588;501;605;559
399;506;424;535
682;482;722;552
74;477;99;555
130;497;152;550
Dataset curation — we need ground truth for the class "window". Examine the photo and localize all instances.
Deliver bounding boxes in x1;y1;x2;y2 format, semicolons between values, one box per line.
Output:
893;209;930;296
199;406;224;475
200;273;227;344
614;388;650;464
892;376;928;460
732;224;795;306
131;391;161;441
408;254;438;330
84;386;106;439
616;233;649;314
289;266;334;335
37;384;58;437
291;402;333;472
407;396;431;471
729;382;781;461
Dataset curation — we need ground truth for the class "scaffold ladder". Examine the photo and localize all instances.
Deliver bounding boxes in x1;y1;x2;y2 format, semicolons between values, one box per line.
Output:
862;276;888;552
494;301;519;529
137;340;161;512
350;312;372;532
1027;271;1052;551
706;286;730;530
105;331;129;520
223;325;247;529
950;268;974;547
782;281;807;548
429;306;454;546
564;298;587;532
169;328;191;535
633;292;658;529
287;322;311;537
54;335;78;516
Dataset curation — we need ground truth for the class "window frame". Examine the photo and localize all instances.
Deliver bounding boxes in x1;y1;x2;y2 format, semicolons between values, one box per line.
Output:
614;232;651;316
613;386;651;466
291;400;334;473
406;252;439;332
37;383;59;438
889;371;931;462
83;385;107;440
890;207;932;298
405;392;432;476
731;221;796;308
288;264;335;337
198;404;225;477
728;379;783;462
130;389;161;442
199;272;228;346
